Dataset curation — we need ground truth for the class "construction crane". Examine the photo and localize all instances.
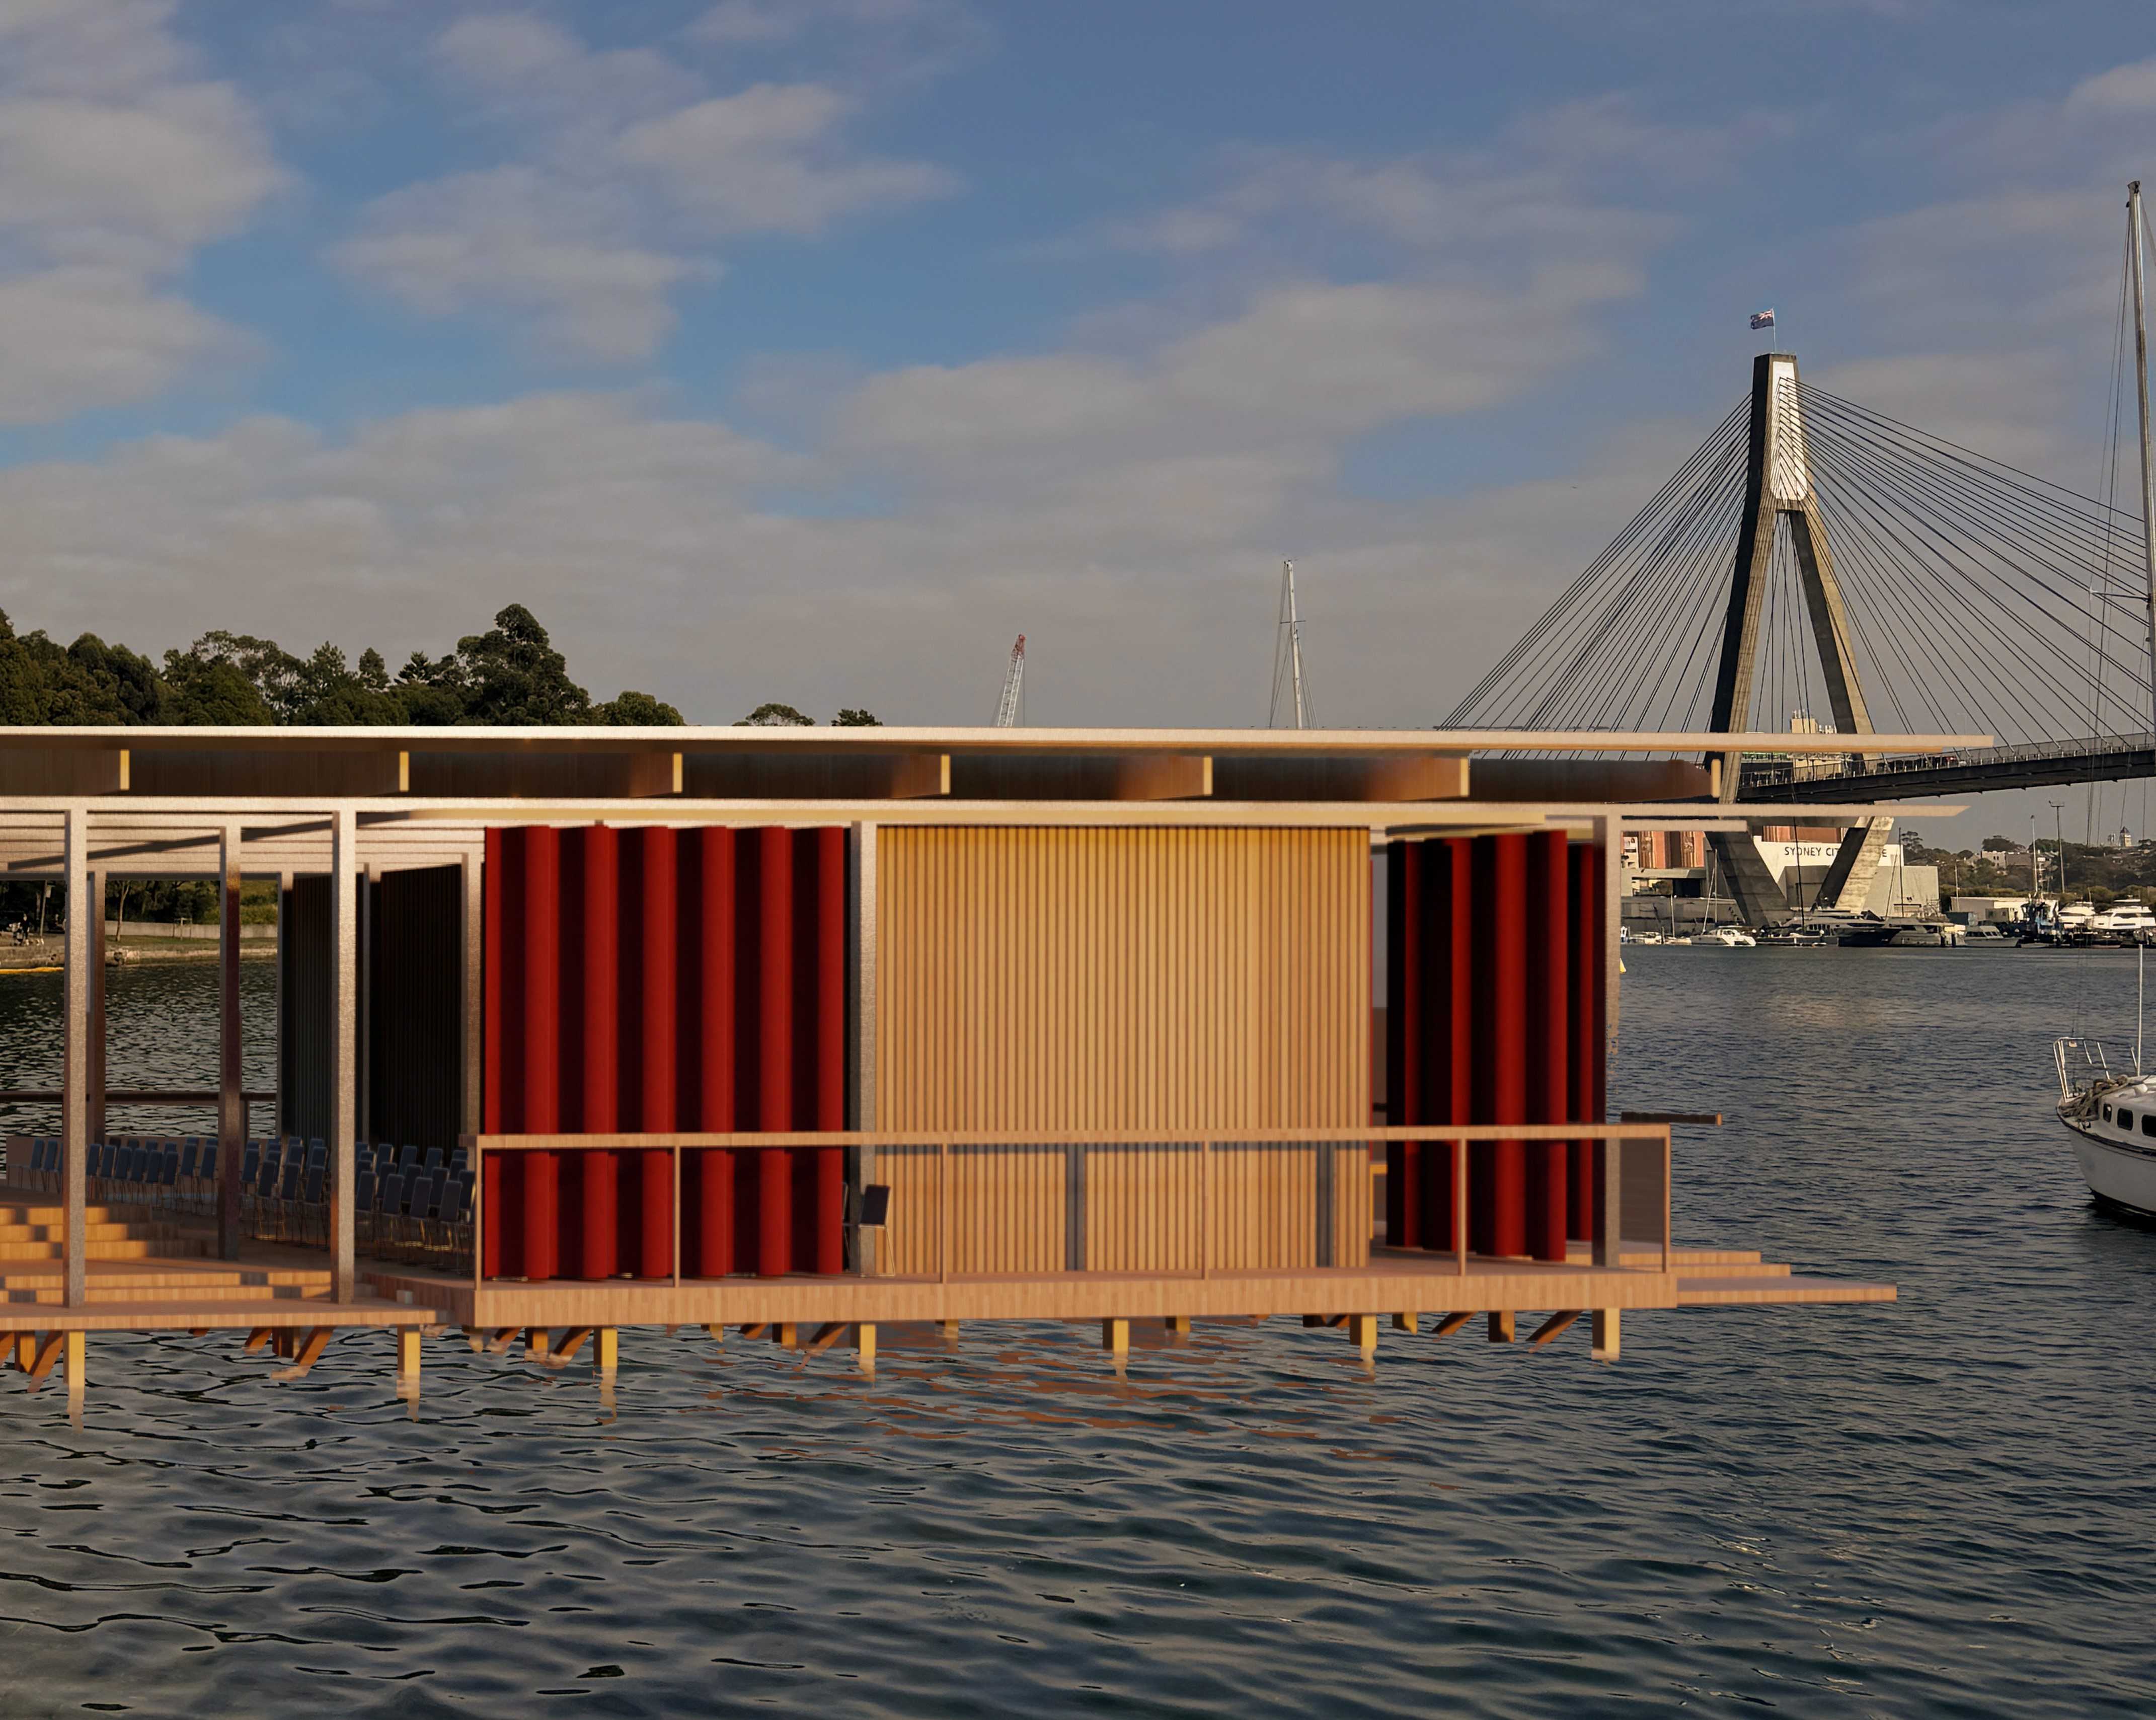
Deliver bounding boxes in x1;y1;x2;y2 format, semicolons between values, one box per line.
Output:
994;634;1026;727
1268;560;1311;728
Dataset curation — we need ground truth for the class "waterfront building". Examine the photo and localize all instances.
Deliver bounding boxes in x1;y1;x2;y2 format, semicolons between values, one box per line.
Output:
0;722;1949;1398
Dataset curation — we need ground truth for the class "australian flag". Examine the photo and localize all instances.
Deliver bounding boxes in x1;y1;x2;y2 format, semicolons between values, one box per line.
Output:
1750;309;1776;330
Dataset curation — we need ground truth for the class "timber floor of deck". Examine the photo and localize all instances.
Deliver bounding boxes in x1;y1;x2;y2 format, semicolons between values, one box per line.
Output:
0;1176;1892;1341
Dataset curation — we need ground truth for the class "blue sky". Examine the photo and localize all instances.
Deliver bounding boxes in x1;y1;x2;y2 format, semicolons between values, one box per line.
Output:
1;0;2152;761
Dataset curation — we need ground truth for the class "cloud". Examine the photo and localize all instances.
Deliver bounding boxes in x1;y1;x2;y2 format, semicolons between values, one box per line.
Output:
331;13;956;362
0;265;251;423
0;229;1677;730
1100;97;1751;266
2066;56;2156;118
336;168;708;363
0;377;1629;728
687;0;991;89
841;274;1631;481
0;0;282;422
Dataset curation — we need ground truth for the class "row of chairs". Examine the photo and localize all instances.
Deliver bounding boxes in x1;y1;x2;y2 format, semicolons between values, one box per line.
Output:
11;1135;475;1271
358;1155;475;1269
15;1134;230;1219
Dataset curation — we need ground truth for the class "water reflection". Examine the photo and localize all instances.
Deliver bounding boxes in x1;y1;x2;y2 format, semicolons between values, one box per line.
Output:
0;958;278;1141
1;954;2154;1715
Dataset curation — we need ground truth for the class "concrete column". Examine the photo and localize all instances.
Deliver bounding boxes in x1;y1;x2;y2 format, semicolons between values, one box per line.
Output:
62;809;90;1309
218;822;244;1259
331;810;358;1302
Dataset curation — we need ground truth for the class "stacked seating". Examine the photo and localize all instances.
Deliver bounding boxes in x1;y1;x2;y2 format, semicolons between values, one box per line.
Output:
350;1143;473;1270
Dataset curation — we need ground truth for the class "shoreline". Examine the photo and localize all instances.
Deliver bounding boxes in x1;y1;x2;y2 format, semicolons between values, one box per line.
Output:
0;940;278;971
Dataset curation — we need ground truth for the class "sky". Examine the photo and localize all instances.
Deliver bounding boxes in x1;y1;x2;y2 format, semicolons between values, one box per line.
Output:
1;0;2154;786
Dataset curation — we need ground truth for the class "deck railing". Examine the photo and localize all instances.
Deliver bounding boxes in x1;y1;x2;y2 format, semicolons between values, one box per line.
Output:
462;1123;1673;1290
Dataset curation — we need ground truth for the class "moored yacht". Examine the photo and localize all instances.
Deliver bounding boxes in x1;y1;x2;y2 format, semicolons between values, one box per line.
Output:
2092;902;2156;939
2057;1043;2156;1219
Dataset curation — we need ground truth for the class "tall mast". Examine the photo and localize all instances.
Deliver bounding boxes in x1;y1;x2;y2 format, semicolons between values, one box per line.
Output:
2130;182;2156;736
1288;561;1308;729
994;634;1026;728
1270;560;1312;729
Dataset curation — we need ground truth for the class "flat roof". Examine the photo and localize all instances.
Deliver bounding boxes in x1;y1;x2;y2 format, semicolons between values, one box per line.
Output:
0;725;1989;755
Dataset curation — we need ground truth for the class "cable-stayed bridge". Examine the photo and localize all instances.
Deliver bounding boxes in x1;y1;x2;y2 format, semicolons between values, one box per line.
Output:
1448;350;2156;920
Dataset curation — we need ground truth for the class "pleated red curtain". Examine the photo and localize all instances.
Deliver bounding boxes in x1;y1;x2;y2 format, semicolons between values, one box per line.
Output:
1384;831;1605;1261
482;824;847;1282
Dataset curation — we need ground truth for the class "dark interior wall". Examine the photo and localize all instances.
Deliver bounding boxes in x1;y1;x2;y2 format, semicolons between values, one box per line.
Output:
369;864;463;1153
278;866;464;1151
278;876;329;1143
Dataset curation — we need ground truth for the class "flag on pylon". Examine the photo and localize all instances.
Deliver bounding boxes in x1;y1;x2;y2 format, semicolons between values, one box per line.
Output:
1750;309;1776;329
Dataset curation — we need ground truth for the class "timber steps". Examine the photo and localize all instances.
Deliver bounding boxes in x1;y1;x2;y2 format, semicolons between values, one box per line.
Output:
0;1195;215;1264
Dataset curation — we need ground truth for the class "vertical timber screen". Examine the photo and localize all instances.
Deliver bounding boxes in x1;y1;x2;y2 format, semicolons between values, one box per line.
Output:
876;826;1371;1276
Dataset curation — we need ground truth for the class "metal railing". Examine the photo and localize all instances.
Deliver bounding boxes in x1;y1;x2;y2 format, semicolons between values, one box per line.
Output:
2055;1036;2132;1104
464;1122;1675;1289
1741;730;2156;796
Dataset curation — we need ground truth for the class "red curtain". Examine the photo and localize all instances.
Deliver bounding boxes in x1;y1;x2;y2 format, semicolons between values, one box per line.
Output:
483;825;848;1282
1385;831;1604;1262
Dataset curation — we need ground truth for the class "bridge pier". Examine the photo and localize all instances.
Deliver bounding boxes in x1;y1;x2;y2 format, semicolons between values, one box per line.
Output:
1708;829;1790;927
1815;817;1893;913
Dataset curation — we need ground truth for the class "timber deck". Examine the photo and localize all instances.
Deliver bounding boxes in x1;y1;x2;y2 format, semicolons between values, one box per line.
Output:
358;1239;1891;1331
0;1174;1890;1383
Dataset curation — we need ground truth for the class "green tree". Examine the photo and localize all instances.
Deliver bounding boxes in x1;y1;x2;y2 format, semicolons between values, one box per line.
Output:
450;604;593;724
161;651;275;724
833;707;882;726
595;689;684;725
177;631;306;720
0;613;155;724
738;701;813;726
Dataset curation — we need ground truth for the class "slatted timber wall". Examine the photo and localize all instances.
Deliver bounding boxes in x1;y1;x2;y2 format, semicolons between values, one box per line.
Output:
876;827;1370;1276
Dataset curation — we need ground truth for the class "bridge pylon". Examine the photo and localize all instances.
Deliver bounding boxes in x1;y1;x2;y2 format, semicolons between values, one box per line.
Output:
1706;352;1884;923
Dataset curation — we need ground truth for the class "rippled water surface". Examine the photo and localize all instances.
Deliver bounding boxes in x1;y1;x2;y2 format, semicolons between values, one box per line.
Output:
4;950;2155;1717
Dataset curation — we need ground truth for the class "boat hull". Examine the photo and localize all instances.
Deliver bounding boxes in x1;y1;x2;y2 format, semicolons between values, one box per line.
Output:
2059;1112;2156;1219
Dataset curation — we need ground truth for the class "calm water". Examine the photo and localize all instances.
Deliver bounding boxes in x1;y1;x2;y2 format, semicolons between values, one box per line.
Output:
3;951;2154;1717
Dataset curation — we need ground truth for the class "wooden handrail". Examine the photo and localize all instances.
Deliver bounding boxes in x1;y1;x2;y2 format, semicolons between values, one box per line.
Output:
461;1121;1666;1151
463;1122;1674;1286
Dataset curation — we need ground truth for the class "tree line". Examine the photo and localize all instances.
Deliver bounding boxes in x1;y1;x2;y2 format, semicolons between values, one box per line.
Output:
0;602;884;731
0;603;684;728
0;603;879;929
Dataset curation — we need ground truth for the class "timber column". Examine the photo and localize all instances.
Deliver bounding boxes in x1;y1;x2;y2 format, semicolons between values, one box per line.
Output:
217;822;245;1258
330;811;358;1303
62;810;90;1309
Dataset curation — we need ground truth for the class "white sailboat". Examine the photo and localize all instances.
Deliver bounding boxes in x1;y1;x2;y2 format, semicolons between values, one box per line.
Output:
2056;180;2156;1219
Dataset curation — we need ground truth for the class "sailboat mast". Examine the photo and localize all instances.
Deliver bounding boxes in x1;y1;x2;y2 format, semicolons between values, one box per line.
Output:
2129;182;2156;736
1286;560;1308;730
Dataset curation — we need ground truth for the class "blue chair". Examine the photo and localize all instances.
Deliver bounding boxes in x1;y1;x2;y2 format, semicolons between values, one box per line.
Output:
299;1163;327;1248
439;1172;475;1267
195;1141;220;1218
374;1171;406;1262
274;1158;303;1243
